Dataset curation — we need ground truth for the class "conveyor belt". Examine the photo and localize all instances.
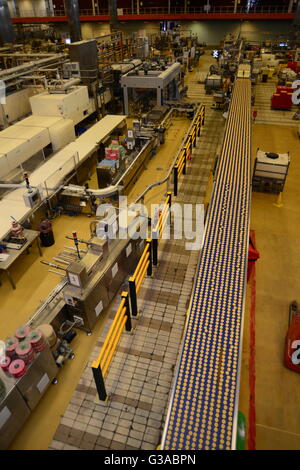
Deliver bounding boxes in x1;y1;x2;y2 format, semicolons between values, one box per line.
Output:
161;78;252;450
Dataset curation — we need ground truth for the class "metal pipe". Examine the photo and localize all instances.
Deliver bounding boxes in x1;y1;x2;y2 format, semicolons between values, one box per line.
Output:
40;260;67;271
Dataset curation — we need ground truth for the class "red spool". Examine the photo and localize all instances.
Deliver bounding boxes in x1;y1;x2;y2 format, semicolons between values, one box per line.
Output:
16;341;35;365
5;337;18;359
15;326;31;342
28;330;46;352
9;359;27;378
0;356;11;372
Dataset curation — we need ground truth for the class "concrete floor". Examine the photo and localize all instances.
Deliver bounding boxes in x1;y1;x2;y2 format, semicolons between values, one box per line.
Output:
249;124;300;449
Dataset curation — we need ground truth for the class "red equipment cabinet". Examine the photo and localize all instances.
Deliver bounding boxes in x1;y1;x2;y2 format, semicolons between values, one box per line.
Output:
287;61;300;74
271;86;293;110
284;301;300;373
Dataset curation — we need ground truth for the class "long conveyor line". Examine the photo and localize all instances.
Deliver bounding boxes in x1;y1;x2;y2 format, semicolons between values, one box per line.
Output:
161;78;252;450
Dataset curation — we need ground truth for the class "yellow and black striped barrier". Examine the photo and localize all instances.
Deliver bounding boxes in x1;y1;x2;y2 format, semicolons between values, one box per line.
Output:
173;105;205;196
129;239;153;317
91;292;132;401
152;192;172;266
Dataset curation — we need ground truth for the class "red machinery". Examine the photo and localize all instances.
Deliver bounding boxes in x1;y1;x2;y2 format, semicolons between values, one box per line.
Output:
284;301;300;373
247;232;259;283
271;86;293;110
287;61;300;74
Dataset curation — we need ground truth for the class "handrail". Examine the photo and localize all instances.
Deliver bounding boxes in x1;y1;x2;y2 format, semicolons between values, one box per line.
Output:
173;105;205;196
91;291;132;401
129;239;152;316
151;193;172;266
11;5;295;18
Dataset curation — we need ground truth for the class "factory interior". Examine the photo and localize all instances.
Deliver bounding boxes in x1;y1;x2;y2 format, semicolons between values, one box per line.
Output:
0;0;300;452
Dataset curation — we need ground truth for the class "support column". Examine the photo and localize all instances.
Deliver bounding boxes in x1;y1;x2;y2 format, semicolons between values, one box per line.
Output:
157;87;162;106
123;86;129;115
108;0;118;32
0;0;15;44
234;0;238;14
288;0;295;13
294;0;300;25
45;0;53;16
92;0;96;15
64;0;82;42
11;0;20;17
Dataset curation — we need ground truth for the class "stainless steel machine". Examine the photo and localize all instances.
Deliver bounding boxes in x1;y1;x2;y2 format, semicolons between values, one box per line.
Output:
38;212;147;333
0;345;58;450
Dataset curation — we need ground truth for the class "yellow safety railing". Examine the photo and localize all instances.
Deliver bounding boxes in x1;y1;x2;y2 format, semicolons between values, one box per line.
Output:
173;105;205;196
152;192;172;266
91;291;132;401
129;239;152;316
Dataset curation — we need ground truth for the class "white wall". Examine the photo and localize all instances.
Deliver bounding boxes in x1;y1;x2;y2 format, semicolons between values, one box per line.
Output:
181;20;292;45
7;0;14;16
17;0;48;16
79;20;292;45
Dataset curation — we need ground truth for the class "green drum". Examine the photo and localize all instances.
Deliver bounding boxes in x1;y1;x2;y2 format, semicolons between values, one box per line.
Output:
236;411;246;450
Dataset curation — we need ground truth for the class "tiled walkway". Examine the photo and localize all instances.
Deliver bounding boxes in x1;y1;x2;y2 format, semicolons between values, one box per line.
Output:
49;68;225;451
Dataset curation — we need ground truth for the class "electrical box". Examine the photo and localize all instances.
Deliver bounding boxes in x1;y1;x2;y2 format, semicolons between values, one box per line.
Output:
63;62;81;79
23;189;42;208
66;261;88;289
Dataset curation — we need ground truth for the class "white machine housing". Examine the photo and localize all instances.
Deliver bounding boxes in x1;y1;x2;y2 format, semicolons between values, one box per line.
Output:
29;86;90;125
254;150;290;180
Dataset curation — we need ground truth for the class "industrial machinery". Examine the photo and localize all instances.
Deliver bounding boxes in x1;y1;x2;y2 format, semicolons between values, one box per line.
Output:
121;61;183;115
0;341;58;450
38;209;147;333
252;149;290;193
205;74;223;94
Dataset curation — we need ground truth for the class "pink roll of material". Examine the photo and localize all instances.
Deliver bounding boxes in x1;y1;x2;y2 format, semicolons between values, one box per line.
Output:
5;337;18;359
0;356;11;372
28;330;46;352
16;341;35;364
15;326;31;342
9;359;27;379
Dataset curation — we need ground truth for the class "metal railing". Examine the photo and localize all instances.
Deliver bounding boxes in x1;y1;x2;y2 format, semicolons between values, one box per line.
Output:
92;239;153;400
129;239;152;317
91;291;132;401
172;105;205;196
11;5;295;18
151;192;172;266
